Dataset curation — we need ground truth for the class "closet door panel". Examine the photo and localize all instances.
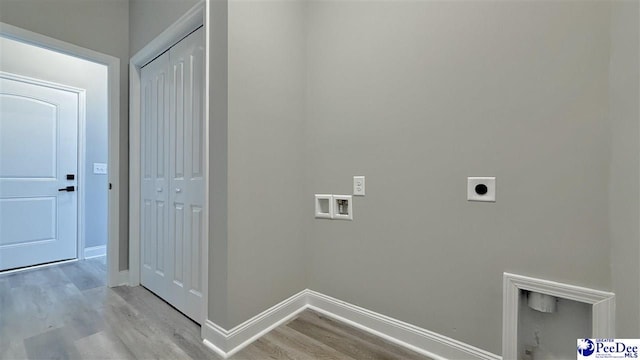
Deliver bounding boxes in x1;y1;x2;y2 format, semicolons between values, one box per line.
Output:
140;51;170;300
166;55;186;310
140;27;204;325
187;28;205;320
168;26;205;323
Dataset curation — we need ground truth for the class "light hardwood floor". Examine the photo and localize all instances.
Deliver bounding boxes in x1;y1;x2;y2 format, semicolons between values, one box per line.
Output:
0;259;431;360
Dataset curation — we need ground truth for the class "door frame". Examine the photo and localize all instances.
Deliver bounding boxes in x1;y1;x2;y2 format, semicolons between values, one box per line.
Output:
129;0;208;325
0;22;121;287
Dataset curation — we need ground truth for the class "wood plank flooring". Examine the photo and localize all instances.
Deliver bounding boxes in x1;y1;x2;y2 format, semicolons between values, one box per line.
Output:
0;259;432;360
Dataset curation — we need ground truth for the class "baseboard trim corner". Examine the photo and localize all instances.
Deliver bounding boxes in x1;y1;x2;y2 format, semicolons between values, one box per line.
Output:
202;289;308;358
202;337;227;359
109;270;129;287
84;245;107;259
201;289;501;360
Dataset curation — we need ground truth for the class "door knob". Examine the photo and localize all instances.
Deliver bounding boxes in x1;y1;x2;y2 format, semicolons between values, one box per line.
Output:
175;188;182;193
156;187;163;192
58;186;75;192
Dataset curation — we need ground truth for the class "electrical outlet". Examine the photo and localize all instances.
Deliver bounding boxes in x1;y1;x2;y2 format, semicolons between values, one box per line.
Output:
353;176;365;196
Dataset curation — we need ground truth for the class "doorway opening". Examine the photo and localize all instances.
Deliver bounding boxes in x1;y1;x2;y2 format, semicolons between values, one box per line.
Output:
0;23;120;287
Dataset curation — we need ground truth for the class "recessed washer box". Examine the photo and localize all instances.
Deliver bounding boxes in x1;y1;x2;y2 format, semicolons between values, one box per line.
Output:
333;195;353;220
467;177;496;202
315;194;333;219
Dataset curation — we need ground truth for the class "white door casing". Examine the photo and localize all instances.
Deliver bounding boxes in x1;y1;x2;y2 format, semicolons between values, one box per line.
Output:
140;27;204;323
0;75;79;271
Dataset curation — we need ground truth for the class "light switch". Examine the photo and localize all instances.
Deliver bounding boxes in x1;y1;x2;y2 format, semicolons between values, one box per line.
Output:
353;176;365;196
93;163;108;175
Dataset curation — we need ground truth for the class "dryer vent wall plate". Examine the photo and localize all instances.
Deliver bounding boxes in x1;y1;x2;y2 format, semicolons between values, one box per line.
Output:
467;177;496;202
315;194;333;219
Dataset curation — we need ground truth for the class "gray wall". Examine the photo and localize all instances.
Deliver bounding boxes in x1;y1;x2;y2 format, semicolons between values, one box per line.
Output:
0;0;129;270
0;36;109;250
131;0;640;350
207;0;230;327
608;0;640;338
226;0;308;328
129;0;200;56
305;1;614;354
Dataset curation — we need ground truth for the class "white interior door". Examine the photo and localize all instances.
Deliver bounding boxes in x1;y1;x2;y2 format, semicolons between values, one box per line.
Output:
140;27;204;323
0;75;78;271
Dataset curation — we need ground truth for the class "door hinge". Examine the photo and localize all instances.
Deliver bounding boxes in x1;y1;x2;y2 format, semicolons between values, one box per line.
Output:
109;183;112;190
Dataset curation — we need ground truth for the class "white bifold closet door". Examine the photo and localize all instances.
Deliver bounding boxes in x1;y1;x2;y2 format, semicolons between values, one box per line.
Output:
140;27;204;323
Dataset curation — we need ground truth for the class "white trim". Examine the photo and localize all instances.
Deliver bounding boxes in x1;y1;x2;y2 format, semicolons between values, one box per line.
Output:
112;270;130;287
202;290;308;358
202;289;501;360
0;22;121;289
77;91;87;260
307;290;499;360
201;0;211;337
502;272;616;360
84;245;107;259
128;0;206;322
128;57;141;288
129;3;204;68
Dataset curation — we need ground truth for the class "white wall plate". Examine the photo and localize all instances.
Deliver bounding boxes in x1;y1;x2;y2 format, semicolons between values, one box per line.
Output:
315;194;333;219
93;162;108;174
332;195;353;220
353;176;365;196
467;177;496;202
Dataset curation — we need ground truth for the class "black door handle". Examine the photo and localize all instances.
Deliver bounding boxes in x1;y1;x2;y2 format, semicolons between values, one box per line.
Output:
58;186;75;192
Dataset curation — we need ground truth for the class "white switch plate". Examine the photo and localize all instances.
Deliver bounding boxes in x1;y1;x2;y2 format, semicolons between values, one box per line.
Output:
467;177;496;202
353;176;365;196
93;163;108;175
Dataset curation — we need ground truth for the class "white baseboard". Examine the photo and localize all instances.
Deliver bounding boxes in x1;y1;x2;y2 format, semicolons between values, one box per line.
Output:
202;289;501;360
84;245;107;259
108;270;129;287
307;290;501;360
202;289;308;358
